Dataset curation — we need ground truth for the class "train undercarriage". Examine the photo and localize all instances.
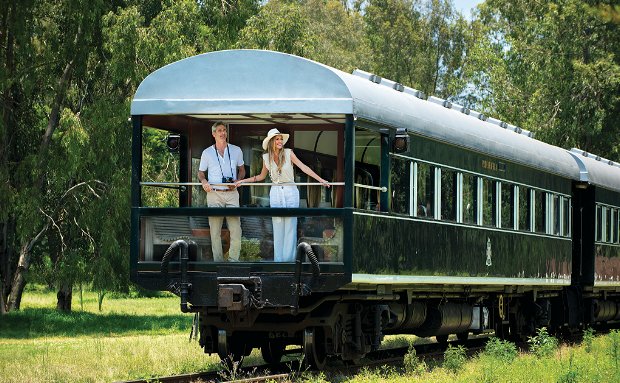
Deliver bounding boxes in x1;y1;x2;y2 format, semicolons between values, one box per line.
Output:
192;281;620;368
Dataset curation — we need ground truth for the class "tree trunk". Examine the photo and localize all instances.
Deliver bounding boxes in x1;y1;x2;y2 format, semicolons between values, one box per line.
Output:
0;222;6;314
7;226;47;311
0;282;5;315
56;282;72;312
98;290;106;312
7;243;31;310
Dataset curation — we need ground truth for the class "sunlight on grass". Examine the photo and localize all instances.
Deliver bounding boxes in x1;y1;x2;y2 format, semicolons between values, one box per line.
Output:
0;334;221;383
4;287;620;382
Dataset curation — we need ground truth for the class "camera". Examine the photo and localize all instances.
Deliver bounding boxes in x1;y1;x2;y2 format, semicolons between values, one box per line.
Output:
222;177;234;184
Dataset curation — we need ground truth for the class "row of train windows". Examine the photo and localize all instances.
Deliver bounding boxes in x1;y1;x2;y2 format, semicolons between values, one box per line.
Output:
389;158;571;237
596;205;620;244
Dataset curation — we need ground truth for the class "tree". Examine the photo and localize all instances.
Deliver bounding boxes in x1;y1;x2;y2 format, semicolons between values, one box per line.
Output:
467;0;620;156
364;0;470;97
236;0;318;57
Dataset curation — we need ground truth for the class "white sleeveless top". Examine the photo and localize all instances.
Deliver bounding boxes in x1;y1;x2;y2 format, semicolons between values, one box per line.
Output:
263;149;295;184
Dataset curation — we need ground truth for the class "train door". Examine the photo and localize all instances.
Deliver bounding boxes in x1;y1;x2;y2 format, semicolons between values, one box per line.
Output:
572;182;595;287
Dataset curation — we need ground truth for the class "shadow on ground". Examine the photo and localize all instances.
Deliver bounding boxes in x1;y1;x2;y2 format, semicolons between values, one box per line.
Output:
0;308;192;338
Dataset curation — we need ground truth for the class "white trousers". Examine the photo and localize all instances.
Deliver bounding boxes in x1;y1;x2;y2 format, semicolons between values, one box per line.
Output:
206;190;241;262
270;185;299;262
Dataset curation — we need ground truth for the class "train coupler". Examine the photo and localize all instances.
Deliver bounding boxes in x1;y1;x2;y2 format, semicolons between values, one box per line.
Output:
218;284;251;311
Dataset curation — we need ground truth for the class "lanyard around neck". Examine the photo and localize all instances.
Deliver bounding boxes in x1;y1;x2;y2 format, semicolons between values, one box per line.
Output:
214;144;234;178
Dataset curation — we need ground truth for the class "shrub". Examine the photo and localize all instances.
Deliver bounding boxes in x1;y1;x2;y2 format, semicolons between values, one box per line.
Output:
557;352;579;383
443;344;467;373
583;327;595;353
403;342;426;375
528;327;558;358
483;337;517;363
608;330;620;372
240;238;262;261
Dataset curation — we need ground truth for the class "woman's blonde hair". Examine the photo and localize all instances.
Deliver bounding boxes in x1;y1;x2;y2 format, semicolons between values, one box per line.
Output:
267;135;286;172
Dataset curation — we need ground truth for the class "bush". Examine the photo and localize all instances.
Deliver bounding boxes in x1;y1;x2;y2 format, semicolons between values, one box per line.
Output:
583;327;595;353
556;351;579;383
240;238;261;261
528;327;558;358
483;337;517;363
443;344;467;373
608;330;620;371
403;342;426;375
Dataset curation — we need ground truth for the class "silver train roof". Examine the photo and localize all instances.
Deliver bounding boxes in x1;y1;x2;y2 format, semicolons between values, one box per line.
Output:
568;149;620;192
131;49;619;191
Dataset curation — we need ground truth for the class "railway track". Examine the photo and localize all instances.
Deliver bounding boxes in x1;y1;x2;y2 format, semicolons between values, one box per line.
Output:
115;334;491;383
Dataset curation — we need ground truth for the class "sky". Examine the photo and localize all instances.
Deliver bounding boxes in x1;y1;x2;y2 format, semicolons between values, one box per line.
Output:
454;0;483;20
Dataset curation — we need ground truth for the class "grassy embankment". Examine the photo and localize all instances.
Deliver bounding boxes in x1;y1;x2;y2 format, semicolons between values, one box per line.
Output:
2;286;620;382
0;286;224;382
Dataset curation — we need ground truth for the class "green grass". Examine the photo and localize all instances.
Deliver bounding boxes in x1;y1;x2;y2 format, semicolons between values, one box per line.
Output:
4;287;620;382
0;287;223;382
1;287;191;339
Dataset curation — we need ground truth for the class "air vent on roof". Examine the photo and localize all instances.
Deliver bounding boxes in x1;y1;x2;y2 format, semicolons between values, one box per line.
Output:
450;103;470;115
521;129;534;138
504;123;516;132
352;69;426;99
403;87;425;99
428;96;452;108
352;69;382;83
378;77;401;91
570;148;587;157
469;110;487;120
487;117;507;128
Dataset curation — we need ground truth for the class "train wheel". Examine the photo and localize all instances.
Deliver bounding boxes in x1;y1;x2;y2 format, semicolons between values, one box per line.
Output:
303;327;327;370
218;330;248;370
261;342;285;364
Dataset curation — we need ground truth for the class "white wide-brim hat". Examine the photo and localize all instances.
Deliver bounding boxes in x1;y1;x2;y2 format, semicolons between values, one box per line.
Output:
262;128;289;150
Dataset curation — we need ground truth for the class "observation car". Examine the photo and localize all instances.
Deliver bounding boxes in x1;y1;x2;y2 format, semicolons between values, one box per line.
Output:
130;49;620;368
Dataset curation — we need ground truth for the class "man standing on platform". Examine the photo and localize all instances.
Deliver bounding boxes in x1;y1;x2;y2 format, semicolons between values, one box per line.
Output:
197;121;245;261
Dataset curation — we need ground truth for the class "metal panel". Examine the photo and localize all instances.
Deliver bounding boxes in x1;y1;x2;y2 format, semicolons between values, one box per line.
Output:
352;212;572;280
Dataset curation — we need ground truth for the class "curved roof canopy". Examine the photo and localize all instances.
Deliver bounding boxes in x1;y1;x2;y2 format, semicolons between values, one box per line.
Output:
568;149;620;192
132;50;589;183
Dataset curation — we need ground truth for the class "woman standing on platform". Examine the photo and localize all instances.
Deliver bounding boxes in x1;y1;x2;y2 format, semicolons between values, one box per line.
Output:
236;128;330;262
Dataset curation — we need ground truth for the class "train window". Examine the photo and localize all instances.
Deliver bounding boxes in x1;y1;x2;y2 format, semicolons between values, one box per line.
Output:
390;156;410;215
355;129;381;210
481;178;497;227
596;205;602;242
294;130;340;208
440;168;457;221
462;173;476;224
416;162;435;219
616;209;620;244
140;215;344;263
534;190;546;233
606;207;612;243
142;127;182;208
500;183;514;229
518;186;530;231
552;194;561;236
611;208;618;243
561;197;571;237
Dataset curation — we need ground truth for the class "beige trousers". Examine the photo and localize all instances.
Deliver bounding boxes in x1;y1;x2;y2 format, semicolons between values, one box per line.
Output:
206;190;241;262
